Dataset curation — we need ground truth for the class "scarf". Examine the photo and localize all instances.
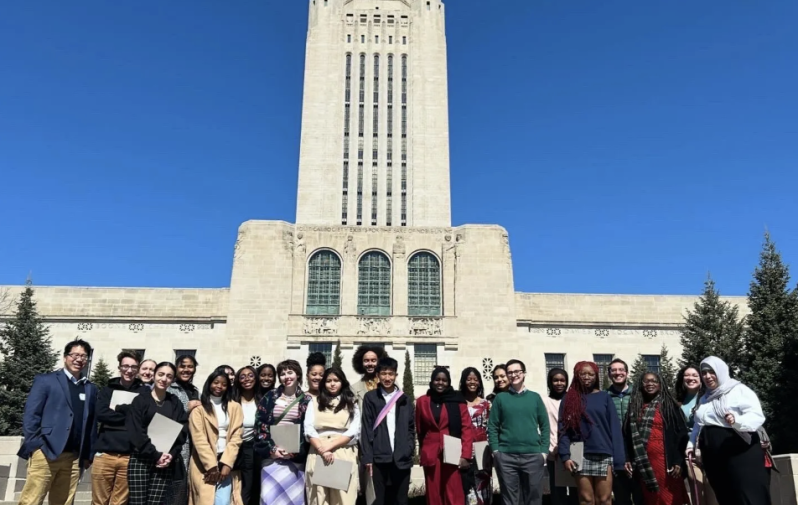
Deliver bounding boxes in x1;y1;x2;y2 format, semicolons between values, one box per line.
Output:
427;367;466;439
629;397;661;492
700;357;751;444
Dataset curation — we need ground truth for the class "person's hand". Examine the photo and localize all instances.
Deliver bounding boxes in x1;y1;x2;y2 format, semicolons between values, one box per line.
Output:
685;447;694;460
205;467;220;484
219;464;231;479
322;451;335;465
624;462;633;478
188;400;202;411
725;413;736;425
668;465;681;478
459;458;470;470
317;442;332;455
155;453;170;469
564;459;578;474
274;448;289;459
366;463;373;476
761;441;771;450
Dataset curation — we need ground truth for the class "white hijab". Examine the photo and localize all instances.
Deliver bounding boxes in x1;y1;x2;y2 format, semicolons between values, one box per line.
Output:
700;356;751;443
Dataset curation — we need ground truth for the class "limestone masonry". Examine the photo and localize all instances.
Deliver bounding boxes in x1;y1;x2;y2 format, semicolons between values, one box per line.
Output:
0;0;747;393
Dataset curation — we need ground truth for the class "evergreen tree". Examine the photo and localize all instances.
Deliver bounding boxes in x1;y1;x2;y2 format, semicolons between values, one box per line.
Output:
402;350;415;404
679;276;744;372
742;233;798;447
91;358;113;388
332;340;343;369
0;285;59;436
629;354;648;388
659;344;678;391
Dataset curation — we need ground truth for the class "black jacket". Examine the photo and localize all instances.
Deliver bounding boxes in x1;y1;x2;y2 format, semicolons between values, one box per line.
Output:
360;386;416;470
624;406;688;472
126;391;189;479
94;378;147;455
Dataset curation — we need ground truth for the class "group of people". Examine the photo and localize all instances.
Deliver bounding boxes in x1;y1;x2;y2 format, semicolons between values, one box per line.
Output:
14;339;773;505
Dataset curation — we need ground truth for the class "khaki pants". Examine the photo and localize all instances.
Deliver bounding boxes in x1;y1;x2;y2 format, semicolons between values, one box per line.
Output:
91;453;131;505
18;449;80;505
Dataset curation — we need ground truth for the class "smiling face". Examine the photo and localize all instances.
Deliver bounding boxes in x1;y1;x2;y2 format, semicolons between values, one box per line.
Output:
119;357;139;383
210;376;228;397
153;365;175;392
578;365;598;390
550;373;568;395
325;373;342;396
177;358;196;383
702;368;719;390
682;367;701;393
493;369;509;392
238;369;256;391
362;351;379;375
465;371;481;395
506;363;525;388
642;373;661;397
609;362;628;387
280;368;298;389
432;372;449;393
307;365;325;393
259;367;275;390
379;368;397;390
63;345;89;377
138;361;156;383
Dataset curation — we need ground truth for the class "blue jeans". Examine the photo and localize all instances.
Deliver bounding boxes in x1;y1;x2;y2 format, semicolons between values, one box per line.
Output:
215;475;232;505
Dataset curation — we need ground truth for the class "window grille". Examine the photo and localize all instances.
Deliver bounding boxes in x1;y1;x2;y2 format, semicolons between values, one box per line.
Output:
414;344;437;385
408;252;441;316
175;349;197;362
357;251;391;315
643;355;661;375
594;354;614;383
306;251;342;315
544;353;566;374
309;343;333;367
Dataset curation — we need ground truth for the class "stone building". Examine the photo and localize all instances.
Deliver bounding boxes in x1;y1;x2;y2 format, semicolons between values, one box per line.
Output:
0;0;748;393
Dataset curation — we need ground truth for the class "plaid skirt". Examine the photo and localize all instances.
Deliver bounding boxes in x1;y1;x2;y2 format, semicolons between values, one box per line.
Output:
578;454;613;477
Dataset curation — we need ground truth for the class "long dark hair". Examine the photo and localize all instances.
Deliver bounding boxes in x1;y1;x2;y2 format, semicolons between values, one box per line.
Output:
200;370;232;416
459;367;484;398
675;365;705;403
317;367;356;419
547;367;569;401
234;366;262;402
560;361;599;437
491;364;508;394
627;371;683;430
256;363;277;393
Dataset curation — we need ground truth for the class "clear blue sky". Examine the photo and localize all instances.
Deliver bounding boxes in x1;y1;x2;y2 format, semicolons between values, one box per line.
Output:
1;0;796;296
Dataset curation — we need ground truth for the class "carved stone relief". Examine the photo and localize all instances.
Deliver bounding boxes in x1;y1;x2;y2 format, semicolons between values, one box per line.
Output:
357;317;391;336
303;317;339;335
408;317;442;336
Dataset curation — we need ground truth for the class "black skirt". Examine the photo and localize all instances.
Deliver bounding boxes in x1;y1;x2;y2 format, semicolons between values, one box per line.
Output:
699;426;770;505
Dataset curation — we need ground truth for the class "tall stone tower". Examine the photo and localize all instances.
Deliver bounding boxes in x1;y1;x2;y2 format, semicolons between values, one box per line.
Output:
295;0;452;227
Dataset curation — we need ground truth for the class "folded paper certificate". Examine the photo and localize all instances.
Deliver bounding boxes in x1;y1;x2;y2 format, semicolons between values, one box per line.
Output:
365;474;376;505
271;424;301;453
310;455;353;491
110;390;139;409
554;441;584;488
443;434;461;465
474;441;490;470
148;413;183;454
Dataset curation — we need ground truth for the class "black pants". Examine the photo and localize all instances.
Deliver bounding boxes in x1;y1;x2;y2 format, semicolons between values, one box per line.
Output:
239;440;261;505
372;463;411;505
701;426;770;505
547;460;578;505
612;470;643;505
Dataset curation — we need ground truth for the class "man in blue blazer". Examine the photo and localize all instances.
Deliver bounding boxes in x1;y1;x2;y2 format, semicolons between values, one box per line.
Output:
17;338;99;505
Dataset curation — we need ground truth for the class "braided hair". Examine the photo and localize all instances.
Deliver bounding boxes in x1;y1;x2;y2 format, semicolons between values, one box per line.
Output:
560;361;600;437
627;371;683;430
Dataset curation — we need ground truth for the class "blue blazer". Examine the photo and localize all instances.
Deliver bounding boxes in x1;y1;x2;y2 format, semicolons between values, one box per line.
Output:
17;370;99;464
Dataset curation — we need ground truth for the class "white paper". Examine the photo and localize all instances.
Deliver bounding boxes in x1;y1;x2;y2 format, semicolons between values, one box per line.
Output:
147;413;183;454
474;441;490;471
110;390;139;409
271;424;301;453
310;455;353;491
365;474;376;505
554;442;584;488
443;434;461;465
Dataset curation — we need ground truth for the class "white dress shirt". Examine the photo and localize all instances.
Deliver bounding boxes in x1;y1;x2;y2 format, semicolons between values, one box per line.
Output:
381;387;400;452
688;383;765;449
303;400;361;446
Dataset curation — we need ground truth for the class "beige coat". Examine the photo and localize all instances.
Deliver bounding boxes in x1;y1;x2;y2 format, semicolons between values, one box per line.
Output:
188;400;244;505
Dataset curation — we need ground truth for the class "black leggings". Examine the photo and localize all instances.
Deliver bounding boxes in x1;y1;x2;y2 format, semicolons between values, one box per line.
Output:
238;440;261;505
700;426;770;505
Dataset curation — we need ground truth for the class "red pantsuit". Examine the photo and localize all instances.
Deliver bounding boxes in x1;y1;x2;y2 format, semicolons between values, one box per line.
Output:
416;396;474;505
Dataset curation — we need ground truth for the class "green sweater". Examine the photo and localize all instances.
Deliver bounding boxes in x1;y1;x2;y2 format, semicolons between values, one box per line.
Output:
487;388;550;454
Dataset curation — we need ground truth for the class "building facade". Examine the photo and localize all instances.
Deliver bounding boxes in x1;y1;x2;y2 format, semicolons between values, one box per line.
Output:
0;0;748;393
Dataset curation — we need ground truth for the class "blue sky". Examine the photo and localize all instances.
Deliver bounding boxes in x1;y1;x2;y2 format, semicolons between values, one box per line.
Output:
1;0;796;296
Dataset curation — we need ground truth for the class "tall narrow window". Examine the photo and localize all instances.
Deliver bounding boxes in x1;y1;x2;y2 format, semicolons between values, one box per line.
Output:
400;55;408;226
414;344;437;385
309;343;334;367
357;161;363;225
371;164;378;225
357;251;391;316
545;353;566;374
175;349;197;361
408;252;441;316
643;355;662;375
342;53;353;224
594;354;614;386
306;251;341;315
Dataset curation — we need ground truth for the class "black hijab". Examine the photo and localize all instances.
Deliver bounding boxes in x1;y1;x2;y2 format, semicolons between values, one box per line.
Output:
427;367;466;439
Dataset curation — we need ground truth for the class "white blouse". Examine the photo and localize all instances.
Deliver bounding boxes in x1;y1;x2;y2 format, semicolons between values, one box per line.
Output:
688;384;765;449
211;396;230;454
303;400;361;446
241;400;257;442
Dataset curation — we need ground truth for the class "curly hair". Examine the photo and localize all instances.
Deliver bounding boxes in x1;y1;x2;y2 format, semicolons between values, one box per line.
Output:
675;365;705;403
628;371;684;431
351;345;388;375
560;361;599;437
307;352;327;370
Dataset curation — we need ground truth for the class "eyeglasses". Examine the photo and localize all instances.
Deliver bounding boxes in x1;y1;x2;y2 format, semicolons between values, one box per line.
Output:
642;379;660;385
239;374;255;380
506;370;524;377
67;353;89;361
119;365;139;371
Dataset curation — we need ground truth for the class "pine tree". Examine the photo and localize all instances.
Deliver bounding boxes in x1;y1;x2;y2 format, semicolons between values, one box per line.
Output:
679;276;744;372
402;350;415;404
91;358;113;388
629;354;648;387
659;344;678;391
0;285;59;436
740;233;798;420
332;340;343;369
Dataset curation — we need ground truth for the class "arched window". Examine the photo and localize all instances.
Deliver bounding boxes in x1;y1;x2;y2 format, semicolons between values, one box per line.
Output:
357;251;391;315
408;252;441;316
306;251;342;315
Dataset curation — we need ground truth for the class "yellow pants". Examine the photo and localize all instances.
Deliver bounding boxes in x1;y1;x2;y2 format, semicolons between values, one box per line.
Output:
18;449;80;505
91;453;131;505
